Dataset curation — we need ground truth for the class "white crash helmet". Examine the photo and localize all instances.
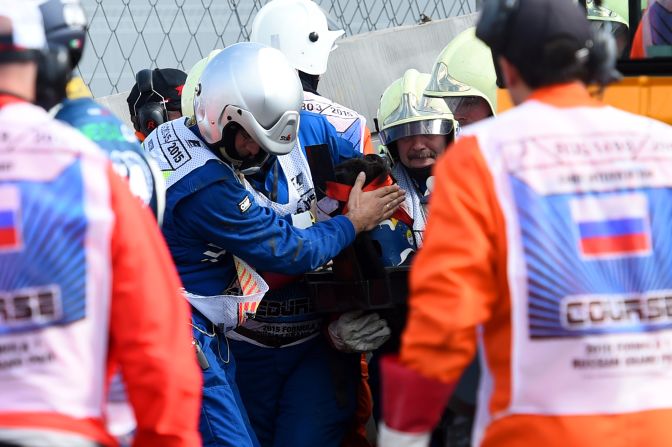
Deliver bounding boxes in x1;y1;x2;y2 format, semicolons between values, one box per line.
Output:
194;42;303;175
250;0;345;75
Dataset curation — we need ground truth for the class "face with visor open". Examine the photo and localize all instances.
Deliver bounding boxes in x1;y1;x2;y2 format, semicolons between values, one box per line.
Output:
377;69;457;171
425;27;497;127
193;42;303;175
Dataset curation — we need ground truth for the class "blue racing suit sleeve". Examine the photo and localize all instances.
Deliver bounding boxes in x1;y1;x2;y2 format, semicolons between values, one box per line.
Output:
174;178;356;275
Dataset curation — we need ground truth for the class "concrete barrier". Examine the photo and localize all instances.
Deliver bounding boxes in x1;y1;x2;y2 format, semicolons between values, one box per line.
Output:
95;13;479;132
96;92;135;130
318;13;478;126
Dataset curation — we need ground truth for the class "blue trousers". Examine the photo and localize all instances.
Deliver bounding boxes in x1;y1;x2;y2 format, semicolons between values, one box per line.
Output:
229;335;359;447
192;311;260;447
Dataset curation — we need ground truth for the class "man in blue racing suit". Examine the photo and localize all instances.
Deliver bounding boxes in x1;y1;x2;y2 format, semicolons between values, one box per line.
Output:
178;46;390;446
143;42;405;447
227;109;393;447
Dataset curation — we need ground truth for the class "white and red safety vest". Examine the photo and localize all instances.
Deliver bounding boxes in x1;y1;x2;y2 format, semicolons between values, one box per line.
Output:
383;82;672;447
0;98;201;447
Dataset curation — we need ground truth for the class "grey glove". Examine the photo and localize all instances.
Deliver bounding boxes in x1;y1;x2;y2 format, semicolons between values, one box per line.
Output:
328;310;391;353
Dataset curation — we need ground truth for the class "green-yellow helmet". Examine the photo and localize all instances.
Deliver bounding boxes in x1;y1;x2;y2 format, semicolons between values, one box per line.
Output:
376;69;456;148
586;0;629;56
588;0;647;24
181;49;222;118
425;27;497;118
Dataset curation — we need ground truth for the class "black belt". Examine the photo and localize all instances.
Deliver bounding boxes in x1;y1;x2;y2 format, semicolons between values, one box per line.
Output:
233;326;316;348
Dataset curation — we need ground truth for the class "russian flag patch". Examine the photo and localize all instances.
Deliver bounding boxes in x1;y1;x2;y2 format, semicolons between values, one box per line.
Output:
0;185;22;252
571;193;651;259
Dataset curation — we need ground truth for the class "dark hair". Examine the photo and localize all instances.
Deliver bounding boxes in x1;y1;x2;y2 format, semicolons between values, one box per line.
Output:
514;37;590;89
334;154;391;187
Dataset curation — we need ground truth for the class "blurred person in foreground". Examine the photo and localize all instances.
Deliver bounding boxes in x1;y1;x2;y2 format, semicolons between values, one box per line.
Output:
38;0;165;226
379;0;672;446
0;2;201;446
35;1;169;443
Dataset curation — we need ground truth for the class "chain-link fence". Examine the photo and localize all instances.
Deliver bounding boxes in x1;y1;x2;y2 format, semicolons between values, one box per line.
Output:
79;0;477;97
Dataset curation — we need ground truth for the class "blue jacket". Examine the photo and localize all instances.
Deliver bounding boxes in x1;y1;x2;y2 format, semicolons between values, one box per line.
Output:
157;112;358;298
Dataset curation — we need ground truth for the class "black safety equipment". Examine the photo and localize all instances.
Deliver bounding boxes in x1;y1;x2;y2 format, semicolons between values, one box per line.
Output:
134;69;169;136
35;0;87;110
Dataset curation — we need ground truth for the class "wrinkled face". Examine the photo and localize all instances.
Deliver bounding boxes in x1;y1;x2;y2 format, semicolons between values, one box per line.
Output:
396;134;448;169
234;128;261;159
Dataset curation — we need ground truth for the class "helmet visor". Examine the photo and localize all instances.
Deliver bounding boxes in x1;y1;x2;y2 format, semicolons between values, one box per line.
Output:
380;119;454;146
443;96;494;125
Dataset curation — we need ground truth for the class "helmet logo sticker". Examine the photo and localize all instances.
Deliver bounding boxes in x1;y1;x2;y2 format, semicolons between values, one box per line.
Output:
280;134;292;141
